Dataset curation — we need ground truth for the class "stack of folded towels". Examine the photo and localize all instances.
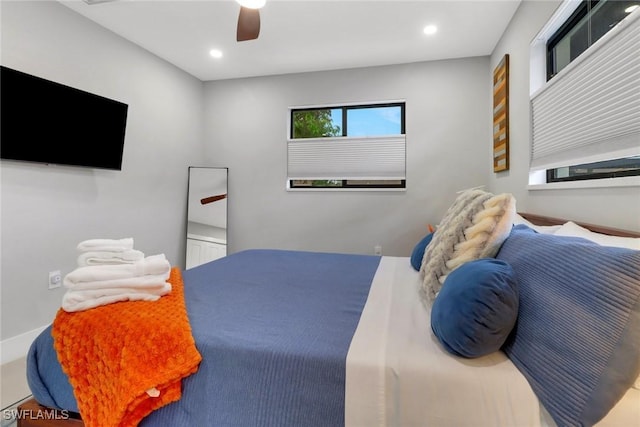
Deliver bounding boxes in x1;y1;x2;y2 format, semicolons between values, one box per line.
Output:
62;238;172;312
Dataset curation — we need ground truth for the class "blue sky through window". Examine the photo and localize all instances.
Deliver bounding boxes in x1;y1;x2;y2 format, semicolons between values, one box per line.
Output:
330;106;402;136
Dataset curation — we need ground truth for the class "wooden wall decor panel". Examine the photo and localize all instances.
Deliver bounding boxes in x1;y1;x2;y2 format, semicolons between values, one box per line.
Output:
493;54;509;172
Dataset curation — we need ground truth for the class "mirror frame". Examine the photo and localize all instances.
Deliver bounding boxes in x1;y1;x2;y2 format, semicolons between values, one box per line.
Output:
186;167;228;269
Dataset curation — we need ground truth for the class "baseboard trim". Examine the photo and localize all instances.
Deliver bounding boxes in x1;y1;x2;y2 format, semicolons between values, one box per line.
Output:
1;325;49;365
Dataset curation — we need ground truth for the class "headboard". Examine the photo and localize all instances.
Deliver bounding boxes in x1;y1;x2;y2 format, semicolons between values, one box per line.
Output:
518;212;640;238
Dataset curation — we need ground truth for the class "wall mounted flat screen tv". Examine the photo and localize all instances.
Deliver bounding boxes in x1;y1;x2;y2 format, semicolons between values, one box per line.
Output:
1;66;128;170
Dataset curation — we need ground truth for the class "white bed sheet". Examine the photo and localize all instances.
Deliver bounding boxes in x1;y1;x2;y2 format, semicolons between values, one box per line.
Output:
346;256;640;427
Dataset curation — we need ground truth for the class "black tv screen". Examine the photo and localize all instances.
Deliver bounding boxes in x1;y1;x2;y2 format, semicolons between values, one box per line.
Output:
1;66;128;170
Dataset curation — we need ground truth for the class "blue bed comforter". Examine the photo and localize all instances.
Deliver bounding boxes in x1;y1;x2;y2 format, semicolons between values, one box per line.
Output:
27;249;380;426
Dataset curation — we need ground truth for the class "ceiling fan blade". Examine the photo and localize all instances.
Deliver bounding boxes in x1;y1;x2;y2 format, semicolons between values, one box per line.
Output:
237;6;260;42
201;194;227;205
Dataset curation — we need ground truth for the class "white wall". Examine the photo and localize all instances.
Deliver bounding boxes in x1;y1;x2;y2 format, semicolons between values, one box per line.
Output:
488;0;640;231
203;58;492;257
0;1;205;346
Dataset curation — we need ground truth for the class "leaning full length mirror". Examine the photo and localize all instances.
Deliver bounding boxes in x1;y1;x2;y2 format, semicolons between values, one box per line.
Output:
186;167;228;269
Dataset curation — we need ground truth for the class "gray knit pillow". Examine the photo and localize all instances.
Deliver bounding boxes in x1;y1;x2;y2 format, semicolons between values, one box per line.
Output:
419;189;515;305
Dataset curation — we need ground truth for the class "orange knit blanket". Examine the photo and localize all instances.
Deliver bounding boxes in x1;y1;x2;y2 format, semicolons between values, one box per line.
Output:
52;267;202;427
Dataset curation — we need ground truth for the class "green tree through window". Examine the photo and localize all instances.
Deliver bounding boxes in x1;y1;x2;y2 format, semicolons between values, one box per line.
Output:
292;109;341;138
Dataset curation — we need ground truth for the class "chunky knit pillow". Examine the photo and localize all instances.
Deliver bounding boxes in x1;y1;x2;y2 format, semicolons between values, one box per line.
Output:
419;189;515;305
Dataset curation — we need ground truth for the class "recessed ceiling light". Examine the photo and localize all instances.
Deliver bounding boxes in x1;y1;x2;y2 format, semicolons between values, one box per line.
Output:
625;4;639;13
209;49;223;59
423;25;438;35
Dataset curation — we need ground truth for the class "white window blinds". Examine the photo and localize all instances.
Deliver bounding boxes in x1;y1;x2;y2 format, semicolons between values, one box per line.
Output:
530;9;640;171
287;135;406;180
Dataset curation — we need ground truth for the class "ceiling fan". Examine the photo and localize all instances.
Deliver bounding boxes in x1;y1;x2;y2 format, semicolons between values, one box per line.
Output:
82;0;266;42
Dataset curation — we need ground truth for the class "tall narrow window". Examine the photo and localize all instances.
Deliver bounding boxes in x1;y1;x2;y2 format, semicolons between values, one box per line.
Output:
287;102;406;190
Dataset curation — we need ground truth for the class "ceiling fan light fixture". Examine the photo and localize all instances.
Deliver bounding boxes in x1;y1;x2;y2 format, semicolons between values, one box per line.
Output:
235;0;266;9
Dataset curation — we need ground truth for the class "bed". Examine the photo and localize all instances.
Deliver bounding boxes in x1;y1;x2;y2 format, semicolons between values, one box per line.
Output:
18;204;640;427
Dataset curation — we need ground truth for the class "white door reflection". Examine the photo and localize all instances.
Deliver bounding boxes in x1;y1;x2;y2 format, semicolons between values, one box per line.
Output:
186;167;227;269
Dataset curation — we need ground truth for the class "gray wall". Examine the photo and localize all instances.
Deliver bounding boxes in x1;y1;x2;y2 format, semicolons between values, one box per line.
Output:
0;1;205;340
203;58;492;257
488;0;640;231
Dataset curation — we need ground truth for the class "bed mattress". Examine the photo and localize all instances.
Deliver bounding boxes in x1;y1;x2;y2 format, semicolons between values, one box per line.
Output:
26;250;640;426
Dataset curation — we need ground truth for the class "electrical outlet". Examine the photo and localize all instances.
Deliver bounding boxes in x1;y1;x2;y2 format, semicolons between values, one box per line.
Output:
48;270;62;289
374;245;382;255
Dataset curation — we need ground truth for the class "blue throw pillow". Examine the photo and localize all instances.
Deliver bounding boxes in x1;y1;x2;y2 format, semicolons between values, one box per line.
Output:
430;258;519;358
497;225;640;426
410;233;434;271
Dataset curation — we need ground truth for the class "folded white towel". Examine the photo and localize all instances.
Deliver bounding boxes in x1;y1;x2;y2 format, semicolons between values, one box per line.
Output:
77;238;134;253
64;254;170;287
63;273;170;291
64;283;171;299
77;249;145;267
62;282;172;312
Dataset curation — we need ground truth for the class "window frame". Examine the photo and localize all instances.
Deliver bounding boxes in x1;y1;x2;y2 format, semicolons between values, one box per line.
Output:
289;102;406;139
287;101;406;191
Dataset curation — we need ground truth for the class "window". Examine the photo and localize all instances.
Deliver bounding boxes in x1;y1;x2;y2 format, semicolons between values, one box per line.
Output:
287;102;406;190
547;156;640;182
530;1;640;185
547;1;639;80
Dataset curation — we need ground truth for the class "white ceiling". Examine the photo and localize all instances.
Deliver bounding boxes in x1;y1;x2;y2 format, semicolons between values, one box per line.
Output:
60;0;522;82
